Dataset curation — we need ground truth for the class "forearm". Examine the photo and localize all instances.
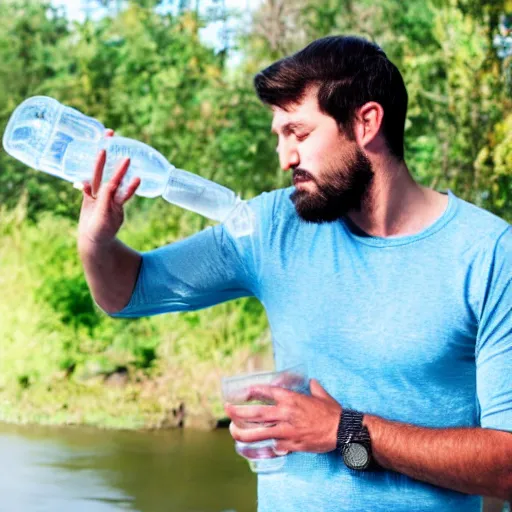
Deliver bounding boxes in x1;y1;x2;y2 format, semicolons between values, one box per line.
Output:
363;414;512;500
78;238;142;314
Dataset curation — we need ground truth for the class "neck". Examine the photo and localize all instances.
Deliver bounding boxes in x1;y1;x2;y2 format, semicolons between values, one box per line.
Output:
347;154;448;238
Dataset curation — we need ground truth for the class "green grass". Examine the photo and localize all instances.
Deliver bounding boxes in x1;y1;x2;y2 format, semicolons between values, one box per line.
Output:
0;198;273;429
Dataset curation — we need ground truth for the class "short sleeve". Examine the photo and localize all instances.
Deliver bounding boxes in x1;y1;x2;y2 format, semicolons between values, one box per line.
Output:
110;218;257;318
476;226;512;432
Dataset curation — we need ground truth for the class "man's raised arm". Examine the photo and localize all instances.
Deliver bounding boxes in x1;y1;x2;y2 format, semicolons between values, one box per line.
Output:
77;129;142;314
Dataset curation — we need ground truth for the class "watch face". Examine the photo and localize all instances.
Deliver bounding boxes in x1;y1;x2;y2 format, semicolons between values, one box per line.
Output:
343;442;370;470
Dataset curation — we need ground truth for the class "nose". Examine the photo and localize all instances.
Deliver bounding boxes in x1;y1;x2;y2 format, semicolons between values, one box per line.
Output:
277;140;300;171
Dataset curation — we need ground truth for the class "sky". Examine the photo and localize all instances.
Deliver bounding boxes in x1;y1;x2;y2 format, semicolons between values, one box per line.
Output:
50;0;262;53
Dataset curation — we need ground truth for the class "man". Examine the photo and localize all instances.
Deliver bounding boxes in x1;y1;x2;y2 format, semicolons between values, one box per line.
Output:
78;36;512;511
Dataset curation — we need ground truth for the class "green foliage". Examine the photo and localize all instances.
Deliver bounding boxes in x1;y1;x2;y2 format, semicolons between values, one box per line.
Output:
0;0;73;219
0;0;510;427
0;1;279;220
29;213;102;332
0;195;268;400
38;274;99;331
475;112;512;218
241;0;511;218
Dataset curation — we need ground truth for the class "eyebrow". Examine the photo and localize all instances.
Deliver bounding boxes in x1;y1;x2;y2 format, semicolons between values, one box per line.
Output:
270;121;310;135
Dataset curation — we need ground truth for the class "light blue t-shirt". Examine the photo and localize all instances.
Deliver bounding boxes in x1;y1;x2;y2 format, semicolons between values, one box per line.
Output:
112;187;512;512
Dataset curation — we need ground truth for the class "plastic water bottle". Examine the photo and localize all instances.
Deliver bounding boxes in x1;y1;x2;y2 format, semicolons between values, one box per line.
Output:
2;96;254;237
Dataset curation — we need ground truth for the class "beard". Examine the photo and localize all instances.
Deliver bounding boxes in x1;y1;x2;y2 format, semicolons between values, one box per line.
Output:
289;148;374;223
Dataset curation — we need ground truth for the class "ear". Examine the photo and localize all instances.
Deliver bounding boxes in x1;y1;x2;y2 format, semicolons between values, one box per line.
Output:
353;102;384;148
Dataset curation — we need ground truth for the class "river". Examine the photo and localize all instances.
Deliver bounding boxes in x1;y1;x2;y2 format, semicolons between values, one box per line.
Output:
0;422;256;512
0;422;508;512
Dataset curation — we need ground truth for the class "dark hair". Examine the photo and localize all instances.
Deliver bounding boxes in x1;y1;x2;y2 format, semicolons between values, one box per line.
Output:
254;35;408;160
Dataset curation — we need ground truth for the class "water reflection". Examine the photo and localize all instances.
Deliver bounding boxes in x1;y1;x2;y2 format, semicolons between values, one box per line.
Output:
0;423;256;512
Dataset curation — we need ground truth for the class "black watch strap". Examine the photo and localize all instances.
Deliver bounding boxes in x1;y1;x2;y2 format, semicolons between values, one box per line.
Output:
336;409;371;448
336;408;378;470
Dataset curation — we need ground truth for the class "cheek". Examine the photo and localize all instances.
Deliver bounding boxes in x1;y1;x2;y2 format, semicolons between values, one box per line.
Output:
300;137;331;168
322;140;357;171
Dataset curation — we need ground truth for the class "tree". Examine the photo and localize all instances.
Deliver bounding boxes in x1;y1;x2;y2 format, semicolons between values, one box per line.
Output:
239;0;511;219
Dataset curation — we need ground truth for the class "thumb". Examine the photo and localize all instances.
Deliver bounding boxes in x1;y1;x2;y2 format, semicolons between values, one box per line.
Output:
309;378;335;400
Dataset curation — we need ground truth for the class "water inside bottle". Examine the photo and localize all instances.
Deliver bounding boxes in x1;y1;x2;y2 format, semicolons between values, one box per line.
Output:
62;136;169;198
102;138;169;198
4;97;254;230
162;169;237;221
41;107;105;179
3;96;105;180
3;97;61;174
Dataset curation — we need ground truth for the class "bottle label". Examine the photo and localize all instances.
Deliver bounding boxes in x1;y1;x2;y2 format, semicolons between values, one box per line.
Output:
166;175;205;196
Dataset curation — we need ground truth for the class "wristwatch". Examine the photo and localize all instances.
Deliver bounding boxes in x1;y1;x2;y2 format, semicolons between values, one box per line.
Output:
336;408;373;470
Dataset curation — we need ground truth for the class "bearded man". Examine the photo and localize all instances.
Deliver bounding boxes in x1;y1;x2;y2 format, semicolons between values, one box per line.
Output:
78;35;512;512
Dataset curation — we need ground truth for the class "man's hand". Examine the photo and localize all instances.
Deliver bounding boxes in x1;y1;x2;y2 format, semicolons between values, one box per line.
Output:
78;129;141;250
77;128;143;314
224;379;342;454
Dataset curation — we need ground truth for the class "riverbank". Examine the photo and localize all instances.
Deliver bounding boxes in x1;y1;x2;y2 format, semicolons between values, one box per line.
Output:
0;346;273;430
0;203;273;431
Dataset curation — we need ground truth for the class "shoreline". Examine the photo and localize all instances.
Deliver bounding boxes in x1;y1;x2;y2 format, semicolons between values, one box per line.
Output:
0;347;273;431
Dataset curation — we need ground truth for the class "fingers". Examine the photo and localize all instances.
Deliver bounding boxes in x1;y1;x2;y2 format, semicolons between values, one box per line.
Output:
89;129;113;196
97;157;131;208
272;442;292;456
110;157;131;189
229;422;288;443
225;403;282;425
309;379;334;400
91;150;107;198
82;181;93;197
86;153;140;206
115;176;141;205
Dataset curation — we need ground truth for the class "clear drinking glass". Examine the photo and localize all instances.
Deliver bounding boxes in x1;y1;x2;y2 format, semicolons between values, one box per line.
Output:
221;364;309;473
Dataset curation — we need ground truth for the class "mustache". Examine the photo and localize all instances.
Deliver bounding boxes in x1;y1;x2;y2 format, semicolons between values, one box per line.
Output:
292;168;315;182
